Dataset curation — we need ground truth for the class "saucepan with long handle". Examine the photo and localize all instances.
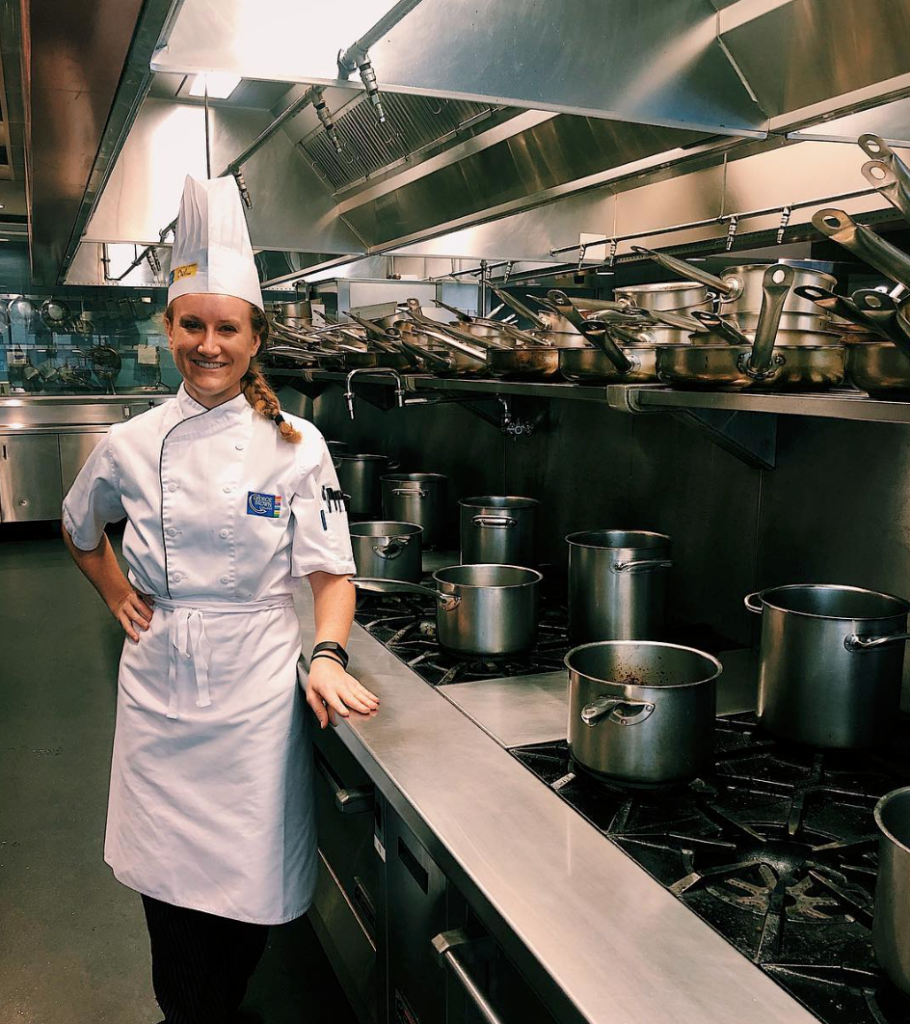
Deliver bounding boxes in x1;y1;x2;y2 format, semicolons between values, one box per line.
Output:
812;208;910;290
351;563;541;655
655;265;794;389
630;245;833;326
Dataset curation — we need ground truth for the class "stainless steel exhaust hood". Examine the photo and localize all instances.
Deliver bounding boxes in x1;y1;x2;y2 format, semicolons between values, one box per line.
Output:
41;0;910;288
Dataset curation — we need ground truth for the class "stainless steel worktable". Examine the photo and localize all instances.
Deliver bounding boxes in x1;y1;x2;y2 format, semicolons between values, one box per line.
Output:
293;588;815;1024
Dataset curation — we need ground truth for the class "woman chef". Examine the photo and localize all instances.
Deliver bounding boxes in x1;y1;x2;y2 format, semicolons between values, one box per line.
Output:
62;175;379;1022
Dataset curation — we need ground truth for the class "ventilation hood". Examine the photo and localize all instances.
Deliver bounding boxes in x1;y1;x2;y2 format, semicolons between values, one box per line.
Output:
46;0;910;288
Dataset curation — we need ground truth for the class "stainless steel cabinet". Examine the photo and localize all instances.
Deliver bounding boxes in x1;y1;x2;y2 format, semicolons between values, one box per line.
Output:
0;434;64;522
59;432;106;494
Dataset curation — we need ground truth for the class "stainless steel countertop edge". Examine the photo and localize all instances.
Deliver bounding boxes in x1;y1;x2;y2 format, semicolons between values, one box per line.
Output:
294;588;817;1024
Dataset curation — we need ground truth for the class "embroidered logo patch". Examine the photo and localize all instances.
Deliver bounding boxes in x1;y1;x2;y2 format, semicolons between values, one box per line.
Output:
247;491;282;518
169;262;198;285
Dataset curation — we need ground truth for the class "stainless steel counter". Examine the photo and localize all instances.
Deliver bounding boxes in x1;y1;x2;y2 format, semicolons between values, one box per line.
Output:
293;587;815;1024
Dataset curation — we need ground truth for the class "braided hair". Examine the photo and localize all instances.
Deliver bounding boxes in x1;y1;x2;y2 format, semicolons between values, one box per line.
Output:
163;299;301;444
241;304;301;443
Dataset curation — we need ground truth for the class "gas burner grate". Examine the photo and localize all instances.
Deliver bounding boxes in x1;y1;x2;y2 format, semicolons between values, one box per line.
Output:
510;716;910;1024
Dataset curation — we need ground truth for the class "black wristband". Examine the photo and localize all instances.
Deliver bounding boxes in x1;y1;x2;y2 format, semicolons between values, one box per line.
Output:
312;641;349;669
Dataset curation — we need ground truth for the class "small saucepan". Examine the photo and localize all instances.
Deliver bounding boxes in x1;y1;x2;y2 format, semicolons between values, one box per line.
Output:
351;563;541;656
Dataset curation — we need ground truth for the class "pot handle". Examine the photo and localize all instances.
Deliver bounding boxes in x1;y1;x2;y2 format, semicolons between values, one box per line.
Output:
746;265;793;378
372;537;412;559
611;558;674;574
349;576;459;609
630;245;733;297
812;208;910;290
574;318;636;374
861;160;910;223
472;515;516;528
391;487;428;498
844;632;910;652
581;696;656;727
743;591;764;614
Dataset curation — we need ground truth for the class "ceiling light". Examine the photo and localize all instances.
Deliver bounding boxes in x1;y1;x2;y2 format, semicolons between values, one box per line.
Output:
189;73;241;99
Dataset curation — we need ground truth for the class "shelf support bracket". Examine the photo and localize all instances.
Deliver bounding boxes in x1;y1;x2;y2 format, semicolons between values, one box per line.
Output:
607;385;776;469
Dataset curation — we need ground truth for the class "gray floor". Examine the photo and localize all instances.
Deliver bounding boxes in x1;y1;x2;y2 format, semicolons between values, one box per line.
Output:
0;523;357;1023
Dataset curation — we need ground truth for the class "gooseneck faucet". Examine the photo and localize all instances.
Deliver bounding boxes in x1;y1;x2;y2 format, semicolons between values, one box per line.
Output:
344;368;404;419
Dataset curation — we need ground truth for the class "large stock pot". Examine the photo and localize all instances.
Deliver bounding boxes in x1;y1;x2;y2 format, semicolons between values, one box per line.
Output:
459;496;539;566
566;641;721;786
349;522;423;583
873;786;910;997
745;584;910;748
351;564;541;655
567;530;673;642
381;473;448;547
335;453;398;516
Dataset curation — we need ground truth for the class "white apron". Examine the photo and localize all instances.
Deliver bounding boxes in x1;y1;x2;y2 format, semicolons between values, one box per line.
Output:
62;386;356;924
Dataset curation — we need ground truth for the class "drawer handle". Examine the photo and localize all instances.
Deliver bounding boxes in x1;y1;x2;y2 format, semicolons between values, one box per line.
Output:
314;752;374;815
431;928;503;1024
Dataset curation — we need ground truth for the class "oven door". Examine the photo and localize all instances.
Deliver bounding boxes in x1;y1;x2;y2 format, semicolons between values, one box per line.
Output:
310;724;386;1024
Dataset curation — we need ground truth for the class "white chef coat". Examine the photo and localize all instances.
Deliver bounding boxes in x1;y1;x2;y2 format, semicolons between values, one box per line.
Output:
62;384;356;924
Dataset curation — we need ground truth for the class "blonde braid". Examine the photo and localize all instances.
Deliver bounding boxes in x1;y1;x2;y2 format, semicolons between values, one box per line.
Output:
242;363;302;443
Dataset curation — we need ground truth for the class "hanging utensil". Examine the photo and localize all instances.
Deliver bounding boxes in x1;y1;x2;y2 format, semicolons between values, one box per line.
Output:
90;345;122;394
812;208;910;290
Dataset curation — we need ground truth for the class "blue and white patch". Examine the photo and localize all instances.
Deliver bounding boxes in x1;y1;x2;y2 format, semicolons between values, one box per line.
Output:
247;491;282;518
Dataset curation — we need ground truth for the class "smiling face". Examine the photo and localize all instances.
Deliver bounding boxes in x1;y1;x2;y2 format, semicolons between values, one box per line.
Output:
165;293;262;408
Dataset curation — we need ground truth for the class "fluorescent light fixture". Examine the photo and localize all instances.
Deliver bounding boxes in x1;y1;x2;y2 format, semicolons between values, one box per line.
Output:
189;73;241;99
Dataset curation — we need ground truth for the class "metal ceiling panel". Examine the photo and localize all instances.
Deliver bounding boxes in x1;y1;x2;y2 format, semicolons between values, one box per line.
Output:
719;0;910;120
26;0;146;283
788;96;910;146
340;115;706;247
154;0;768;136
83;97;365;256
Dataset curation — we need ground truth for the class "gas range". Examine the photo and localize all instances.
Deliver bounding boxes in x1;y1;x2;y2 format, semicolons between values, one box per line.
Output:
510;716;910;1024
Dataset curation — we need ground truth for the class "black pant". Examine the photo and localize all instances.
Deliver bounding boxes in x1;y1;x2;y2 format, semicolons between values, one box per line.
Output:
142;895;270;1023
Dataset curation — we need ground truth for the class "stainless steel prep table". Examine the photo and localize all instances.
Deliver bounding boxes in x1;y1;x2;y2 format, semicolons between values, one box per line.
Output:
293;588;813;1024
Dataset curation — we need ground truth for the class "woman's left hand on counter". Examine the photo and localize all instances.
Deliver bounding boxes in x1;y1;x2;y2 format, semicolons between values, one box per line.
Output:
306;657;380;728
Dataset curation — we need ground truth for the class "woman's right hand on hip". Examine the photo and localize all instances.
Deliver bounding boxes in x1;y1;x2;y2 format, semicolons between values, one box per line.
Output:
109;589;155;643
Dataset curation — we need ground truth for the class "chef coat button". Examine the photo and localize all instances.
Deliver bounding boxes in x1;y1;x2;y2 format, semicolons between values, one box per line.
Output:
171;572;183;582
165;527;178;538
223;484;234;493
220;575;230;585
219;529;229;539
235;443;245;451
167;482;178;492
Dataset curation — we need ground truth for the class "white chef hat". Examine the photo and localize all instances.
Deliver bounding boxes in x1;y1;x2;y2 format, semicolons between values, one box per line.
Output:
167;175;263;311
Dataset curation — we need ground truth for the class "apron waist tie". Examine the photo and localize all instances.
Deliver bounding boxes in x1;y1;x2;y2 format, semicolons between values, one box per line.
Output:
154;595;294;721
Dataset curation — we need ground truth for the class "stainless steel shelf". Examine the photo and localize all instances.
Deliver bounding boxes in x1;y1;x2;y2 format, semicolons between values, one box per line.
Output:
266;368;611;401
608;385;910;425
265;368;910;424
